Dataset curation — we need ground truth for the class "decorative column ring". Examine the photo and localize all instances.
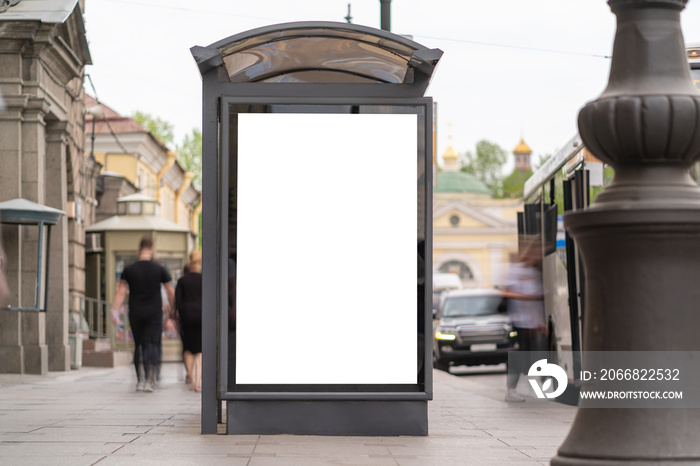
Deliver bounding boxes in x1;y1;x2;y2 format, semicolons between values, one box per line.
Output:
578;0;700;209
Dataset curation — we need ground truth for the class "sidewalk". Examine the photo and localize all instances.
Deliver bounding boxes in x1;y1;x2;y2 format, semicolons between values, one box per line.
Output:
0;364;575;465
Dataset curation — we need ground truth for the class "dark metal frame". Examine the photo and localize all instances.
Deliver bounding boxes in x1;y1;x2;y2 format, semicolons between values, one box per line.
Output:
203;96;434;434
218;97;433;402
195;21;441;435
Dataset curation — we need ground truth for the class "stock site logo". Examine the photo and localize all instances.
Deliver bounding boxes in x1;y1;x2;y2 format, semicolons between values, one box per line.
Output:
528;359;568;399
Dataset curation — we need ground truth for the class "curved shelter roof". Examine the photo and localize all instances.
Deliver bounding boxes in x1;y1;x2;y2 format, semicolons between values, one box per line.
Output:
435;172;491;195
192;22;442;90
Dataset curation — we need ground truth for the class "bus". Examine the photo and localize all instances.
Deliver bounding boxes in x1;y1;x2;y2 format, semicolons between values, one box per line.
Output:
520;135;605;386
519;43;700;389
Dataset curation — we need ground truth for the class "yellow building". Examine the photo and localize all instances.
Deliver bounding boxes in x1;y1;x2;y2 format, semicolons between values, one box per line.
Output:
83;96;201;303
433;143;521;288
85;97;200;231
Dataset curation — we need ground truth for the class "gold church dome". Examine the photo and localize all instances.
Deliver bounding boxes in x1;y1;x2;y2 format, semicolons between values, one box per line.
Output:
442;144;458;159
513;139;532;154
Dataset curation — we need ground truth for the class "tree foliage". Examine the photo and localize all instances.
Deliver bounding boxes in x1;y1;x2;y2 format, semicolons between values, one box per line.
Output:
501;168;533;199
460;140;508;197
132;111;175;147
534;153;552;171
131;111;202;190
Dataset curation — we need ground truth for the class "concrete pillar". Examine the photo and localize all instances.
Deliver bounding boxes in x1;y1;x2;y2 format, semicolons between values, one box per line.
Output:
0;310;24;373
16;97;50;375
45;121;71;371
0;92;25;373
22;311;48;375
21;97;49;204
0;95;26;201
552;0;700;464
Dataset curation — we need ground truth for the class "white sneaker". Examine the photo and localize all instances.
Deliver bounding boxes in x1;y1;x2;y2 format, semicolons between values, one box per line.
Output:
136;381;146;392
506;389;525;402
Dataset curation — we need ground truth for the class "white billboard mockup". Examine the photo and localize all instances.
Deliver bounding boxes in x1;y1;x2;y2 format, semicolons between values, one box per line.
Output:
235;112;418;385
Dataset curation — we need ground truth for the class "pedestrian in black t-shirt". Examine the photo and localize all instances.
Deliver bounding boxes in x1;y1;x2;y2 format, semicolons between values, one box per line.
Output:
111;236;175;392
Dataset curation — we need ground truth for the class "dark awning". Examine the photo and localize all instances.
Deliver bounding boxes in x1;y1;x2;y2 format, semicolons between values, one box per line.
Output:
0;198;65;225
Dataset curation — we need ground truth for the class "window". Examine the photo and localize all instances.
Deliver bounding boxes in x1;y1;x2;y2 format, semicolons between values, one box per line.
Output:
127;201;141;215
442;295;503;317
439;260;474;280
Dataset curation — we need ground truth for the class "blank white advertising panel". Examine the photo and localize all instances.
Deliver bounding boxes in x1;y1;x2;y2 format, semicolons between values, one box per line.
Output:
236;113;417;385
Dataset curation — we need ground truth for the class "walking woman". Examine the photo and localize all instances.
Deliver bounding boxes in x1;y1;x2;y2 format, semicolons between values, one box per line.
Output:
176;250;203;392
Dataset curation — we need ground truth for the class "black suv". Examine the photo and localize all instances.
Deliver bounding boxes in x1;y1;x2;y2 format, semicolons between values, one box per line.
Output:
433;288;517;371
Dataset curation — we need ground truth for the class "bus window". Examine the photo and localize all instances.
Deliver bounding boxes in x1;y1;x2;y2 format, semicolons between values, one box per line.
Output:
691;68;699;93
589;164;614;204
543;204;558;256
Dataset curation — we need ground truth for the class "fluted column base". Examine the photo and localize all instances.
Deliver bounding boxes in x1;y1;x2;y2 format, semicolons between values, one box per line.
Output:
558;207;700;465
552;408;700;465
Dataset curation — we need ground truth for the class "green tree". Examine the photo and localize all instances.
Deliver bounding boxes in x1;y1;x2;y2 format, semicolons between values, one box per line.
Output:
175;129;203;248
460;140;508;197
501;168;533;199
132;111;175;147
534;153;552;170
177;129;202;190
501;153;551;199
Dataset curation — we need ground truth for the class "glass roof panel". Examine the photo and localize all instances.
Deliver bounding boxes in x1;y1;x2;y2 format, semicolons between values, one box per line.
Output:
222;36;409;83
213;24;427;84
218;26;416;59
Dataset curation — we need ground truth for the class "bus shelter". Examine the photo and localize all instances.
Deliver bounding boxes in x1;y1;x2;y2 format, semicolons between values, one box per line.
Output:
192;22;442;435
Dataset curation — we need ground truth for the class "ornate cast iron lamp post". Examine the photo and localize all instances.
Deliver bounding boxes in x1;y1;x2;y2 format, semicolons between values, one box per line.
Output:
553;0;700;464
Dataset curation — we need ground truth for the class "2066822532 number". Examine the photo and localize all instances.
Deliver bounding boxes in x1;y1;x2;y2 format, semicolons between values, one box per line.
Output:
599;368;680;381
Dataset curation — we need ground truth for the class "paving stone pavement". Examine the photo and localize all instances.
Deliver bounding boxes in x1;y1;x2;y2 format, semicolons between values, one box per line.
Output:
0;363;575;465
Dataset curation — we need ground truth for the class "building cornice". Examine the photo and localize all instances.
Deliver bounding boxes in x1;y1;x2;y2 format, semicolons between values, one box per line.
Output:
434;227;516;235
434;241;518;250
36;26;86;87
433;201;513;228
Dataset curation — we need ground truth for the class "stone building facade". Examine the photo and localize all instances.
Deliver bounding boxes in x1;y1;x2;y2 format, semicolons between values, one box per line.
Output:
0;0;95;373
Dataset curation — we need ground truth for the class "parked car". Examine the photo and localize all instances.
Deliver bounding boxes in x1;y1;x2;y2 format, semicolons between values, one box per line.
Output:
432;272;463;317
433;288;517;371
